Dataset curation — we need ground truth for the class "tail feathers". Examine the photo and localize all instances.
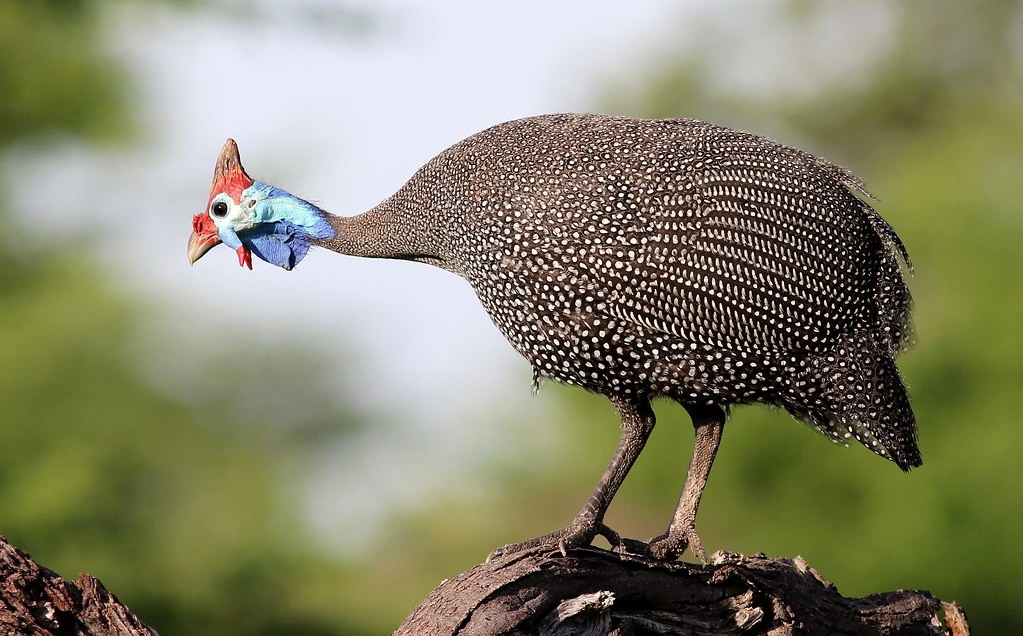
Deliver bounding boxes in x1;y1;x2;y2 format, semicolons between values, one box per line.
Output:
792;333;921;470
863;201;915;355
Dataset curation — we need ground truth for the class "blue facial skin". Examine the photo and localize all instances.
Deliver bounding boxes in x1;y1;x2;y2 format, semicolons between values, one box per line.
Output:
218;182;335;271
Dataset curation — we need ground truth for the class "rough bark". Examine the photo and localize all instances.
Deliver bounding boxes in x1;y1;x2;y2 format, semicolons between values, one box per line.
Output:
0;536;154;636
396;547;970;636
1;535;970;635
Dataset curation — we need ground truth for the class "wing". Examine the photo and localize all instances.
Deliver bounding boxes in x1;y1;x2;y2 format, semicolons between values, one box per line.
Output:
587;139;888;356
412;113;909;358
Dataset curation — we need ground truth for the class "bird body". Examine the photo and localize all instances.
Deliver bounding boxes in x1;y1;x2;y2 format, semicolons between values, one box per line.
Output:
188;113;919;560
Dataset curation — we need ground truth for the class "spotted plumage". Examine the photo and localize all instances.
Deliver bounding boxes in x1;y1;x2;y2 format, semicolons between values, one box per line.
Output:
190;113;919;560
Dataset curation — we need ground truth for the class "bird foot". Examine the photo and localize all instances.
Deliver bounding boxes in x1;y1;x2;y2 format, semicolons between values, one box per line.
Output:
635;525;707;563
488;521;620;562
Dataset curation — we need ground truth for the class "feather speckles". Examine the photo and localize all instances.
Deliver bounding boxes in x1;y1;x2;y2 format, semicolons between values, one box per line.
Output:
368;114;918;469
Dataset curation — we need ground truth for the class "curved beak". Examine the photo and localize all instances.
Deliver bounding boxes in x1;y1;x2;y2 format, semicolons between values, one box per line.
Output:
188;230;220;265
188;212;221;265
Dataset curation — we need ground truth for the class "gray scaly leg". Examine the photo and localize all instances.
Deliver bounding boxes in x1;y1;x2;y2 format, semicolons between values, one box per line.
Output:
489;396;655;560
646;404;725;562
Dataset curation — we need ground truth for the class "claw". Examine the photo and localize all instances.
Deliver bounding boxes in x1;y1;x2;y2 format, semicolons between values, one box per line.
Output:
646;525;707;563
488;522;621;562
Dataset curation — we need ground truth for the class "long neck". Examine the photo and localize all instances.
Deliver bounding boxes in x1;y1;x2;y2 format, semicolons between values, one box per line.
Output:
315;200;450;269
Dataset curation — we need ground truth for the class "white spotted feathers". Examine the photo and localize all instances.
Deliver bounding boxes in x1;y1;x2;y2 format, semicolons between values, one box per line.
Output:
348;114;920;470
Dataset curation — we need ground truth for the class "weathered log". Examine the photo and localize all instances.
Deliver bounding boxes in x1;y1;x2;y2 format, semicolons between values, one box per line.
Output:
0;534;970;635
0;536;154;636
396;546;970;636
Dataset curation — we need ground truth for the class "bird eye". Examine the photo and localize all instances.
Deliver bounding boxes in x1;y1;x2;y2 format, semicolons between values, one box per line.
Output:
211;201;229;218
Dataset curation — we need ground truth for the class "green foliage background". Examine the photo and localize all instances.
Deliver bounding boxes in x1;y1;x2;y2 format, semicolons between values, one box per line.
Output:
1;1;1020;634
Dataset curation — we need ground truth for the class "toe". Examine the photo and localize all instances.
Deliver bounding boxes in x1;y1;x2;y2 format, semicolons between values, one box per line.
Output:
490;520;617;560
646;526;706;562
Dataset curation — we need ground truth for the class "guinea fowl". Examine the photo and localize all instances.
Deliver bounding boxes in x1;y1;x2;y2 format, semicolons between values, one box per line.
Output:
187;114;919;561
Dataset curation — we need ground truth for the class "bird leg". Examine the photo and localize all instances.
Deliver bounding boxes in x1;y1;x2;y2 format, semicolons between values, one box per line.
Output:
488;396;655;561
646;404;725;562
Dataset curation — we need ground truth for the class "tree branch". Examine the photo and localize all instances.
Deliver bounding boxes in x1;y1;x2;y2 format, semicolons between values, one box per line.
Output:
0;535;971;635
396;547;970;636
0;536;154;636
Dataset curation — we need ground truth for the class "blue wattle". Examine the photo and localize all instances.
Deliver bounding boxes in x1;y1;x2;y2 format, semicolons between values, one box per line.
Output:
218;227;244;250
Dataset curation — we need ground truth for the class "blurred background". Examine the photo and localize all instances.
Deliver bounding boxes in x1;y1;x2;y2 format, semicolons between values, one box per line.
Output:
1;0;1021;633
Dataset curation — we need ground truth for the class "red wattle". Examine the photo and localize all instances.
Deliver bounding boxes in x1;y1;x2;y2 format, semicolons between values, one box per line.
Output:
237;246;252;270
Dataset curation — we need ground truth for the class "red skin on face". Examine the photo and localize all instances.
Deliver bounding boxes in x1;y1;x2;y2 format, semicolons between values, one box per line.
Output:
189;139;256;268
192;211;217;238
